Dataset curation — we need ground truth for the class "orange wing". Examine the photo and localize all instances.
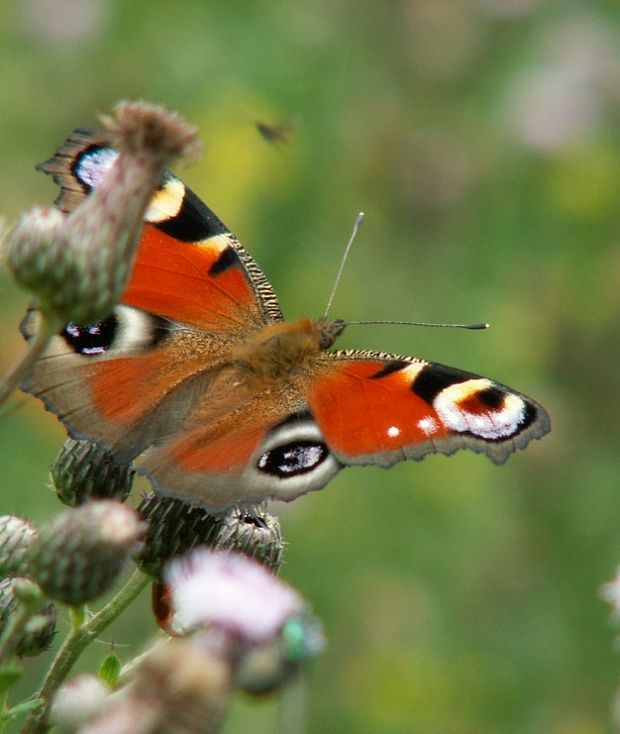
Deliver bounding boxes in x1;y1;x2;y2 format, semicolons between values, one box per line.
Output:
135;373;342;511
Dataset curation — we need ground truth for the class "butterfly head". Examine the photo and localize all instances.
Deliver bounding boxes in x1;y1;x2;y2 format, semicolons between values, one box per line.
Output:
315;318;346;350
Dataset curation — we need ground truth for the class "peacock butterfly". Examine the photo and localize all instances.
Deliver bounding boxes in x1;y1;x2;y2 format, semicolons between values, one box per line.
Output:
20;128;550;512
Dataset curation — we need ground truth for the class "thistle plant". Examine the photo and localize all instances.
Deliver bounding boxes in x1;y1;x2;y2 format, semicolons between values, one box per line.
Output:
0;101;323;734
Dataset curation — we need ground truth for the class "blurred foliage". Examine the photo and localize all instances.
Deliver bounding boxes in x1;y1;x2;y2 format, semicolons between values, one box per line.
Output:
1;1;620;732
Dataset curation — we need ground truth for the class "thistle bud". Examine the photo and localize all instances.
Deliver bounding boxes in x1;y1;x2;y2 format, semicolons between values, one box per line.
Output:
217;507;283;573
51;439;135;506
135;494;224;581
0;578;56;658
8;101;201;326
0;515;37;578
136;496;284;581
27;501;143;605
6;208;74;319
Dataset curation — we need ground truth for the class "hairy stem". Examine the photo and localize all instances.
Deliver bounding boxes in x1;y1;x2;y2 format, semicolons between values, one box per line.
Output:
22;568;149;734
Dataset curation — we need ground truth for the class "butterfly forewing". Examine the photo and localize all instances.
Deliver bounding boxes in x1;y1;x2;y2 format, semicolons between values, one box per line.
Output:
307;350;550;467
37;128;282;331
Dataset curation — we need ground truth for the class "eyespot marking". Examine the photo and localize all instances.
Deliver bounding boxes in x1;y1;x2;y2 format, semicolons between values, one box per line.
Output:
257;440;330;478
434;378;527;439
73;146;118;191
60;308;169;357
475;386;505;409
62;316;119;356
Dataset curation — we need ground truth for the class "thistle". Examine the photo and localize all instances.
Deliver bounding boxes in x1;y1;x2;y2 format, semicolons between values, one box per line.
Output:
27;501;143;606
0;515;37;578
136;495;284;581
135;494;225;581
51;439;135;506
0;577;56;658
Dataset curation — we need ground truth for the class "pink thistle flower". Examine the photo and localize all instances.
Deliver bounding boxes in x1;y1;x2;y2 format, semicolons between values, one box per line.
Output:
165;550;303;644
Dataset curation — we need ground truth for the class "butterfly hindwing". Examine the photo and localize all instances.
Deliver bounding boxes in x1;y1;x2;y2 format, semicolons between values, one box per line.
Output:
134;348;549;511
138;387;342;511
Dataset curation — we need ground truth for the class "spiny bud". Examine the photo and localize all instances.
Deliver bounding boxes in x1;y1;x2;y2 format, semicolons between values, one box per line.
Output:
101;100;203;162
51;439;135;506
135;492;223;581
6;208;74;319
132;638;231;733
0;578;56;658
11;577;45;608
135;496;284;581
217;507;283;573
8;101;201;325
0;515;37;578
27;501;143;606
135;494;224;582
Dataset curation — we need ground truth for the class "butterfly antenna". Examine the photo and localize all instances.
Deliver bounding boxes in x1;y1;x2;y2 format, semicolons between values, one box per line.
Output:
347;319;490;330
323;212;365;319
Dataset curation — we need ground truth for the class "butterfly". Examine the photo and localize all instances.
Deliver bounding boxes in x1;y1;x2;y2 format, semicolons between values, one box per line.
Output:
20;128;550;512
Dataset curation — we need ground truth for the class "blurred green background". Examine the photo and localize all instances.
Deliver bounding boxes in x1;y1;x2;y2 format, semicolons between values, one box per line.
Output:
1;1;619;732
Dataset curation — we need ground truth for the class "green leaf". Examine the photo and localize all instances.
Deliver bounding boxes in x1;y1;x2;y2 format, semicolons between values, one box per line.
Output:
99;651;121;687
2;697;44;722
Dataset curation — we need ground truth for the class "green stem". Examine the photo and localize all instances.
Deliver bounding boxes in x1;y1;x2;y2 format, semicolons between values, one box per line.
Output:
0;681;10;734
21;568;149;734
0;314;61;409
